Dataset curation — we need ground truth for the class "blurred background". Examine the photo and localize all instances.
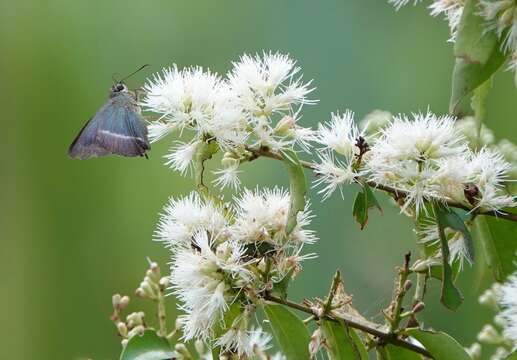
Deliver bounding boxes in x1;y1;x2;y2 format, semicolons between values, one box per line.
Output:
1;0;516;359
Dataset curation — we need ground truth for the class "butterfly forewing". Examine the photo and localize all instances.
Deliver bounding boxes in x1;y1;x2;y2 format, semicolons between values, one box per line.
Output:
68;90;150;159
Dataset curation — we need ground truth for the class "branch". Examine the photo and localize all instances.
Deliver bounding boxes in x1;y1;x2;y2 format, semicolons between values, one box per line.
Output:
264;293;432;358
247;147;517;223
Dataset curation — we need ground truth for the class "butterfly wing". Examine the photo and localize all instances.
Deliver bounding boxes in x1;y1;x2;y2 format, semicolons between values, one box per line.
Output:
68;93;150;159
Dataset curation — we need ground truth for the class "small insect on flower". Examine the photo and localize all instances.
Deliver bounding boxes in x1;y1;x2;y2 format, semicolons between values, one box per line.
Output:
68;65;150;159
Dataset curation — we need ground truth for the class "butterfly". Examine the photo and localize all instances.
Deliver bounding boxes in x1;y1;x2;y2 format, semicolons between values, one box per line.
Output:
68;68;150;160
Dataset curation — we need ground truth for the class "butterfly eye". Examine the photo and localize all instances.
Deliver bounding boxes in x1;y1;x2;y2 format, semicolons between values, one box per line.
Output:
114;83;126;92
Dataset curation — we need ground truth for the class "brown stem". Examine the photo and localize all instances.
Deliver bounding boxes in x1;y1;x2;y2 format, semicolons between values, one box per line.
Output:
247;147;517;223
264;293;432;358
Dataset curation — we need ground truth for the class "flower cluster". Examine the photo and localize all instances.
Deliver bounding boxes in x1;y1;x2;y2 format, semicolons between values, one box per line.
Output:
314;110;515;214
155;189;316;356
141;52;315;189
466;271;517;359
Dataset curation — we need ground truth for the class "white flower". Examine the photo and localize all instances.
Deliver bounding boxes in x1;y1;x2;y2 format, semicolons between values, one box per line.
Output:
367;111;466;213
466;148;515;211
359;110;393;140
313;152;357;200
213;165;242;190
228;52;314;117
155;192;227;249
231;187;317;246
171;231;251;341
216;326;272;356
316;111;360;158
164;140;200;174
142;65;224;130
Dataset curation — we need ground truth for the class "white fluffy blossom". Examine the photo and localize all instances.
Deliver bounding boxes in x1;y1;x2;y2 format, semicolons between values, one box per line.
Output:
164;140;200;174
171;231;251;341
231;187;317;246
313;111;364;199
466;148;515;211
480;1;517;54
498;272;517;348
216;326;272;357
155;192;228;249
367;111;466;213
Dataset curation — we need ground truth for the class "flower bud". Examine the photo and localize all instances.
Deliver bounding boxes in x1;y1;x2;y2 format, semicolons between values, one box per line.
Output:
274;115;295;135
175;343;192;358
194;339;205;356
127;325;145;339
112;294;122;309
404;280;412;291
464;342;481;360
477;324;502;345
121;339;128;348
119;296;130;310
221;152;240;168
309;328;323;357
126;311;145;328
159;277;170;290
412;301;425;313
117;322;128;337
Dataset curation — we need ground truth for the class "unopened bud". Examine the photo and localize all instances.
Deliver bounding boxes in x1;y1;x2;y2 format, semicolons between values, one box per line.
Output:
117;322;128;337
119;296;130;310
127;325;145;339
135;288;146;298
412;301;425;313
175;343;192;358
126;311;145;328
404;280;412;291
159;277;170;290
121;339;128;348
465;342;481;360
112;294;122;309
309;328;322;357
274;115;295;135
478;289;499;311
477;324;502;345
500;7;515;28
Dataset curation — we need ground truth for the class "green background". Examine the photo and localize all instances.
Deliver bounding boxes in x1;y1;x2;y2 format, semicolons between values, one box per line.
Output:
1;1;516;359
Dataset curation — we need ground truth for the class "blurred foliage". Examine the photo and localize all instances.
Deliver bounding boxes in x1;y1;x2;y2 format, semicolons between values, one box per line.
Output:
1;0;516;359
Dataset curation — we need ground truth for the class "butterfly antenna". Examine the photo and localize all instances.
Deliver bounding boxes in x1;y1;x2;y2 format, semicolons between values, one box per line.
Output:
120;64;150;82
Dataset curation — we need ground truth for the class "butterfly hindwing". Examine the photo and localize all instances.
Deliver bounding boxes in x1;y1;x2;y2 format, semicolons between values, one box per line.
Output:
68;91;150;159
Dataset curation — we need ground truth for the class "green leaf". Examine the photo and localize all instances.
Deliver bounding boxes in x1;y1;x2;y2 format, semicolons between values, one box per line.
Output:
434;205;464;310
384;344;421;360
353;182;382;230
281;149;307;235
320;320;367;359
264;304;310;359
405;329;470;360
120;330;174;360
449;48;506;116
476;216;517;281
454;0;499;65
272;267;295;300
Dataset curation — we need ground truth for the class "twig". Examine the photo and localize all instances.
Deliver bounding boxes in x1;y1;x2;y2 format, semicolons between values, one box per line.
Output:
385;253;411;333
246;146;517;223
264;293;432;358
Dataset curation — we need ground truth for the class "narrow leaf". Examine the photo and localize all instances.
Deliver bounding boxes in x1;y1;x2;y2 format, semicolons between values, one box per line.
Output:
353;182;382;229
449;48;505;116
320;320;367;359
405;329;471;360
384;344;421;360
434;205;464;310
454;0;499;64
264;304;310;359
272;267;295;300
120;330;174;360
476;215;517;281
281;149;307;235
